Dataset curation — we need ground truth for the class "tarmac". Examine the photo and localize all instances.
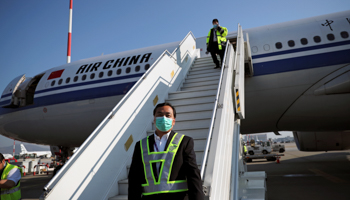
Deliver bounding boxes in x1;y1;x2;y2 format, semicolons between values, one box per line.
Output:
247;142;350;200
18;143;350;200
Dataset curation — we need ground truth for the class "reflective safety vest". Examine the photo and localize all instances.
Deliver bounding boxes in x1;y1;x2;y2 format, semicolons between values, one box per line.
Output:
244;145;247;153
0;162;22;200
206;26;228;50
140;132;188;196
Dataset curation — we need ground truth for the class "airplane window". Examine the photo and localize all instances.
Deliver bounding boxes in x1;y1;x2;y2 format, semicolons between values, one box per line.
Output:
51;80;56;86
90;73;95;79
74;76;78;82
288;40;295;47
275;42;282;49
108;70;113;76
117;69;122;75
82;75;87;81
126;67;131;74
66;77;70;84
300;38;308;45
58;79;63;85
145;64;150;70
341;31;349;39
99;72;104;78
327;34;335;41
313;36;321;43
135;65;140;72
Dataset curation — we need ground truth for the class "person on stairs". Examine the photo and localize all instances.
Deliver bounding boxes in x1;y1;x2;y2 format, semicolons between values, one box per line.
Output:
206;19;228;69
128;103;204;200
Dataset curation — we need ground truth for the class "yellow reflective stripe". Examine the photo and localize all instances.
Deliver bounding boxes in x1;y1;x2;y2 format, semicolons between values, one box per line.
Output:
143;188;189;196
149;159;165;185
167;134;184;184
140;138;149;187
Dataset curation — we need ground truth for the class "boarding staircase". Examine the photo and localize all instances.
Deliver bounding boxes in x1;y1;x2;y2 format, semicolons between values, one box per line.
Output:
112;56;221;200
42;25;266;200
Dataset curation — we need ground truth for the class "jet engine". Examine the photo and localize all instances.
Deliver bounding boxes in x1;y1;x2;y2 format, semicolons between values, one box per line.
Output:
293;131;350;151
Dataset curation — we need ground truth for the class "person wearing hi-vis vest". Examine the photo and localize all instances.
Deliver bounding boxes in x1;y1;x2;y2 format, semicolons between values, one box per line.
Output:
206;18;228;69
128;103;204;200
0;153;22;200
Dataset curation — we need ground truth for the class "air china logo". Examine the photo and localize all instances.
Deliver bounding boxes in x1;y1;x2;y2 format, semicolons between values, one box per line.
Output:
75;53;152;74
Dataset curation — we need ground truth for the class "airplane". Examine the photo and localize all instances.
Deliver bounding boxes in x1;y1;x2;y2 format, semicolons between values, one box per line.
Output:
0;10;349;157
19;144;52;158
2;154;13;159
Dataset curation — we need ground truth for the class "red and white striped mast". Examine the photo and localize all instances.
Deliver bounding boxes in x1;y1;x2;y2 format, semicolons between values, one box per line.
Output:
67;0;73;63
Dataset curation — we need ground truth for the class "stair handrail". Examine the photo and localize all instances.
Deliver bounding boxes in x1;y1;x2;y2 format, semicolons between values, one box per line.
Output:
200;41;231;179
171;31;196;57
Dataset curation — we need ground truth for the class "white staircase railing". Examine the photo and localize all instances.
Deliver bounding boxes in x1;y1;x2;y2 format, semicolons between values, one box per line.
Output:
201;39;237;199
41;32;198;200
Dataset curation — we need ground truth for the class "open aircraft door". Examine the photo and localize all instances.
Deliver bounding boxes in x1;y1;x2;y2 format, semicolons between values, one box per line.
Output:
0;74;26;108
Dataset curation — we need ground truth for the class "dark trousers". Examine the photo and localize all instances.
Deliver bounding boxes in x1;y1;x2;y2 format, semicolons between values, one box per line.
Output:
210;42;225;67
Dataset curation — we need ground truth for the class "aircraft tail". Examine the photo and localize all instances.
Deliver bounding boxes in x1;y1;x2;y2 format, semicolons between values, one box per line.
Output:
20;144;28;153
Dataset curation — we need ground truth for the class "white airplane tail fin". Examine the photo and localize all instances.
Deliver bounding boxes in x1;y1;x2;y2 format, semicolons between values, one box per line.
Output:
20;144;28;153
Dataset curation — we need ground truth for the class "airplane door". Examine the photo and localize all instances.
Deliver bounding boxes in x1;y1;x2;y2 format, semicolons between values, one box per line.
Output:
0;74;26;108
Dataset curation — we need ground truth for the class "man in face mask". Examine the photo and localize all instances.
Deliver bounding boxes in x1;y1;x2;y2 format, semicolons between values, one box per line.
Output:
206;19;228;69
128;103;204;200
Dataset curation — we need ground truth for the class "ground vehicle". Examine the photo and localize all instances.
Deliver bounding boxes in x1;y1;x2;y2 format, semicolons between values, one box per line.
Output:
247;141;272;155
272;144;285;153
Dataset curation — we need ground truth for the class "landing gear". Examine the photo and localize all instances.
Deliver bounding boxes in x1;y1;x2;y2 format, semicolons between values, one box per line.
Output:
50;146;75;164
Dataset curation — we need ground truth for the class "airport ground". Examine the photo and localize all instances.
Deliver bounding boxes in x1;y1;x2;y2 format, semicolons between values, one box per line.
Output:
19;144;350;200
247;143;350;200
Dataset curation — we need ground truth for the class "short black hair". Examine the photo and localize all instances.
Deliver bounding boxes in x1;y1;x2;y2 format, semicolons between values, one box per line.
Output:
153;102;176;118
212;19;219;23
0;153;4;161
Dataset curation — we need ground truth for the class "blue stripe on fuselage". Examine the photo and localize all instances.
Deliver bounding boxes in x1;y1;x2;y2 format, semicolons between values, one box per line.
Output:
0;76;140;114
252;43;350;76
252;40;350;59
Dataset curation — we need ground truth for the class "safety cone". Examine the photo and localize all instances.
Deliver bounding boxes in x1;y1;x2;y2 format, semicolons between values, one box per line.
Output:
33;171;36;176
276;157;280;164
23;172;26;176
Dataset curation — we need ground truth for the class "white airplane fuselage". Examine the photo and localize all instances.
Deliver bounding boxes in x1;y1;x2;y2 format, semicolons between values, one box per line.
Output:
0;11;349;148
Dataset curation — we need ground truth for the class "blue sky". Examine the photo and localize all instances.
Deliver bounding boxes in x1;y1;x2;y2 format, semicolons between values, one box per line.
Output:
0;1;349;148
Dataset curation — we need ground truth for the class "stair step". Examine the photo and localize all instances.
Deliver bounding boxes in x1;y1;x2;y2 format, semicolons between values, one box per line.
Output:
186;72;221;79
181;84;218;91
168;95;215;106
183;80;219;88
184;76;220;83
168;89;217;99
175;102;214;113
189;68;220;75
190;65;217;71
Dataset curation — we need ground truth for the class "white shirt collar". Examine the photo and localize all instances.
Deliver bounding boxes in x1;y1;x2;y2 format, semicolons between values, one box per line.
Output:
154;131;171;141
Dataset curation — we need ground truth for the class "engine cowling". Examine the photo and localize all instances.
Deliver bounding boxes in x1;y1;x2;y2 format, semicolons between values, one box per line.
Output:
293;131;350;151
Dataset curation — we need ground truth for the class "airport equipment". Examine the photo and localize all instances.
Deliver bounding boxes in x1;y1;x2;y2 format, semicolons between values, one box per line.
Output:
272;144;285;153
244;154;285;162
247;142;273;155
42;26;265;200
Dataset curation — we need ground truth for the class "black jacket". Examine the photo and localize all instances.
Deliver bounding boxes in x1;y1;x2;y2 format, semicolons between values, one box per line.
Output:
128;131;204;200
